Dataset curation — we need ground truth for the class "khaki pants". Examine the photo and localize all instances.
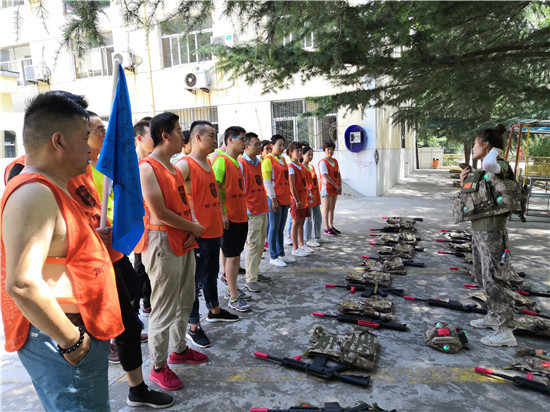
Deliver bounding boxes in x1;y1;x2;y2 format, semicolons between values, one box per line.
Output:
142;230;196;367
245;213;268;282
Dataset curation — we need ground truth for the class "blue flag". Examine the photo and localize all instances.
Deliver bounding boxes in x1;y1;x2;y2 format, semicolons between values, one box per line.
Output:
96;64;144;255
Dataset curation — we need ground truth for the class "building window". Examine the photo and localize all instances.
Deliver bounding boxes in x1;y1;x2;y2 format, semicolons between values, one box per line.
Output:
272;100;336;149
72;32;114;79
1;131;17;158
282;32;316;49
1;0;24;9
168;106;218;132
161;16;213;68
0;44;33;85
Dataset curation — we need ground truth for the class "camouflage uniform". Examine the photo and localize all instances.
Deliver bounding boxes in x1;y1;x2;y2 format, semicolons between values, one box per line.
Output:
471;229;515;332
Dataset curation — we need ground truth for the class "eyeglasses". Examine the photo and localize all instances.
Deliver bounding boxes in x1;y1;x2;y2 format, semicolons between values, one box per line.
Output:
90;126;106;134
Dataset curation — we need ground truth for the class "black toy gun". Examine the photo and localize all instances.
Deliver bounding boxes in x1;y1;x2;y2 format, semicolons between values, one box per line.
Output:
251;401;392;412
325;283;404;298
437;250;467;258
475;367;550;396
312;312;408;332
403;295;487;314
253;352;370;388
368;242;424;252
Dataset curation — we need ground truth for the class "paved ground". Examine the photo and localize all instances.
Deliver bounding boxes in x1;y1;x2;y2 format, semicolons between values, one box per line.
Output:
1;169;549;411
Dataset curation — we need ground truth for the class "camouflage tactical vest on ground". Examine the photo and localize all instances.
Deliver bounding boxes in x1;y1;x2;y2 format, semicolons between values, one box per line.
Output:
338;298;394;321
424;322;468;353
378;244;415;258
512;315;550;338
386;217;416;228
449;242;471;252
378;232;418;245
453;164;527;223
306;326;379;371
506;351;550;377
345;271;392;288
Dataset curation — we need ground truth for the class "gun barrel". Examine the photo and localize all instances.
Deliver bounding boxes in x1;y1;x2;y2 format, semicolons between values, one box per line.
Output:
523;309;550;320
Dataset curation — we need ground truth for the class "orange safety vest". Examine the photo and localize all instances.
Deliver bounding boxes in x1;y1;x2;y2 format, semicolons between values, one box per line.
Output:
186;156;223;239
134;158;197;256
219;154;248;223
267;154;291;206
239;156;269;215
319;157;341;196
304;164;322;207
67;165;124;263
288;162;308;206
3;155;25;185
0;174;123;351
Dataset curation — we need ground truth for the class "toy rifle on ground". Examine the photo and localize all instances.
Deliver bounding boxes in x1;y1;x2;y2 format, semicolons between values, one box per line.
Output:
362;255;425;267
465;284;550;298
403;295;488;314
253;352;370;388
312;312;408;332
251;401;392;412
438;250;467;258
369;242;425;252
522;309;550;320
325;284;404;298
436;238;468;244
382;216;423;222
474;367;550;396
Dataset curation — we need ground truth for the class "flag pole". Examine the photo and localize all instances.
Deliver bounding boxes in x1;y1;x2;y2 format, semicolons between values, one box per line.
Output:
99;53;124;230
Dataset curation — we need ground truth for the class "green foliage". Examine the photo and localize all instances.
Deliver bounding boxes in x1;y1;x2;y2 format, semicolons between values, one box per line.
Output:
528;135;550;157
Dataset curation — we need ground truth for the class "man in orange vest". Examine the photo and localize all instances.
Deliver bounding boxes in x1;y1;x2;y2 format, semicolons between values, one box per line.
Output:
139;113;208;391
1;92;123;410
239;132;272;292
212;126;251;312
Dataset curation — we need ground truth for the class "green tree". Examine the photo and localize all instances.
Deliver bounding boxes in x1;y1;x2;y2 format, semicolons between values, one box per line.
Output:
33;1;550;151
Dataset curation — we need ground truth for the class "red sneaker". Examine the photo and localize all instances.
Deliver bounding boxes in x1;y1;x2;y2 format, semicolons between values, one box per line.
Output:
168;347;208;364
149;365;183;391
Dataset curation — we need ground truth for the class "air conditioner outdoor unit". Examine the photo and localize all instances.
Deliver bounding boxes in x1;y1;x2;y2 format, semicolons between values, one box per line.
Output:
184;67;209;89
210;34;235;48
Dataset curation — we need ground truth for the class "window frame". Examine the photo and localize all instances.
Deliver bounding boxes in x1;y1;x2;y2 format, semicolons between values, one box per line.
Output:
161;18;213;68
71;32;115;80
0;44;33;86
271;99;336;150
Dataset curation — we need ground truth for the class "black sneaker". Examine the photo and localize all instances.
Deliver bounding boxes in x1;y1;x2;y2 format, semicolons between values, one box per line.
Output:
220;273;228;285
127;386;175;408
186;325;211;348
206;308;240;323
239;267;246;274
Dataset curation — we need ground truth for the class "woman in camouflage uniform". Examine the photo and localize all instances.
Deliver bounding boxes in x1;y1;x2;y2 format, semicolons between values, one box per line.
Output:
460;125;517;347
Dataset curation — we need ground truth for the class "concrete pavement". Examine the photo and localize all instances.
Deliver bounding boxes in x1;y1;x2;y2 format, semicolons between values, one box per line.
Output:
1;169;549;411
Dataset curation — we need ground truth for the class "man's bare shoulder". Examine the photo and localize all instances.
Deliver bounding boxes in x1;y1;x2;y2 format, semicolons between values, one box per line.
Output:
2;182;60;233
175;157;190;179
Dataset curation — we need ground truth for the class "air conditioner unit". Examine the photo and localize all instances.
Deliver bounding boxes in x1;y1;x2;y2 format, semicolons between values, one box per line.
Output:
184;67;210;89
113;51;142;69
210;34;235;48
35;65;51;82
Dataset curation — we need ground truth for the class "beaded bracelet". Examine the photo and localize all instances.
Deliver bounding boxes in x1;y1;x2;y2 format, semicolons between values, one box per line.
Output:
57;327;85;354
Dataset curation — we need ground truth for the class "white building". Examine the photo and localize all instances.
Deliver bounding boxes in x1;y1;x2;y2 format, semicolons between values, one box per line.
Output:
0;0;415;195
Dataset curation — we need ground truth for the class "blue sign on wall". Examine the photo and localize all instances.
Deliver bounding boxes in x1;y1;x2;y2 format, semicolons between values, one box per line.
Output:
344;125;367;152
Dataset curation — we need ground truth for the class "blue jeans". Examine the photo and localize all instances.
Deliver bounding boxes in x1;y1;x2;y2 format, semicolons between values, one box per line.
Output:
17;325;110;412
189;236;221;324
305;204;322;241
285;212;292;236
267;197;289;260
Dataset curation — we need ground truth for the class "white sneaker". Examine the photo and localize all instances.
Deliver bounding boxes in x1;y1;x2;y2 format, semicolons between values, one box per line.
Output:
480;328;517;347
279;255;296;264
284;236;293;245
315;236;329;243
470;315;498;330
291;248;308;257
301;245;314;254
306;239;320;247
269;257;287;267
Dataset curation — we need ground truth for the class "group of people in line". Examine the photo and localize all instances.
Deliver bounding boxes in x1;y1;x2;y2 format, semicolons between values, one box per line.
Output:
0;90;342;411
